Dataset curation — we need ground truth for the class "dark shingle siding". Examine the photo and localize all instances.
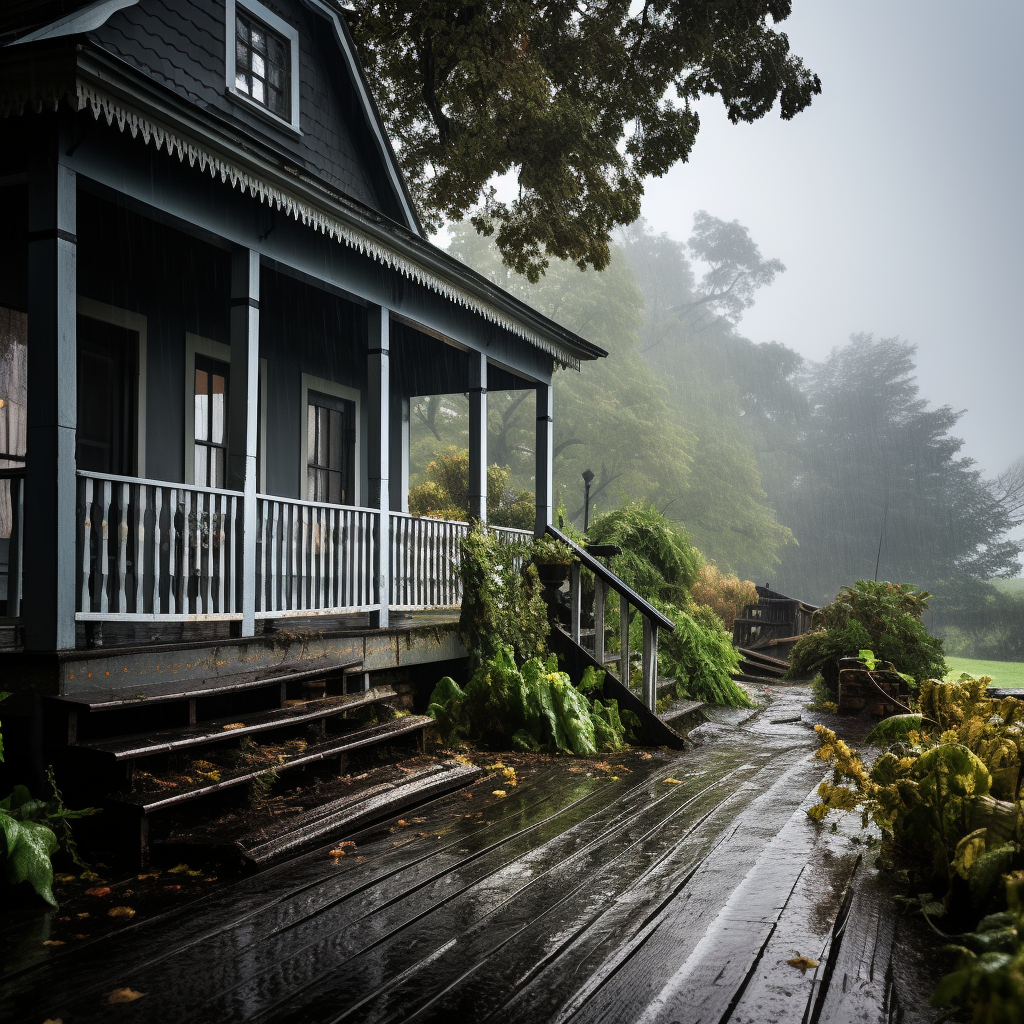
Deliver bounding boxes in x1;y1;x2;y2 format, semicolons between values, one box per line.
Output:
89;0;381;211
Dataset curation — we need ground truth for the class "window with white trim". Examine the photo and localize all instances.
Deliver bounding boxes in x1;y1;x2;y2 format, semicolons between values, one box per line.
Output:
234;10;290;120
225;0;301;132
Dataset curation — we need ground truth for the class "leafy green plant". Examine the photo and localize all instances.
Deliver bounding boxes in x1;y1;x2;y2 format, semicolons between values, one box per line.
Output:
638;599;752;708
808;678;1024;1022
458;524;549;669
587;502;704;606
789;580;946;690
0;694;98;907
427;645;629;754
409;447;534;529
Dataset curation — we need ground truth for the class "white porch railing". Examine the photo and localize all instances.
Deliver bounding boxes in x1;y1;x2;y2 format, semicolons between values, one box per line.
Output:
389;512;470;611
77;471;243;621
255;496;379;617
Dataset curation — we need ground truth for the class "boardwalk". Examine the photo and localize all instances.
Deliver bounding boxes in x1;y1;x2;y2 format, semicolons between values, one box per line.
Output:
1;687;938;1024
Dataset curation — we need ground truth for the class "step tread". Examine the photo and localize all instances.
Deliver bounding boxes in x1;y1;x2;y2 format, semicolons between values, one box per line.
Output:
50;656;364;710
109;716;435;814
72;687;397;760
658;699;706;725
736;646;791;668
240;761;483;863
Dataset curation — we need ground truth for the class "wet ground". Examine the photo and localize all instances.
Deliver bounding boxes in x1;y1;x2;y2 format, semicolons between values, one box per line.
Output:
1;685;947;1023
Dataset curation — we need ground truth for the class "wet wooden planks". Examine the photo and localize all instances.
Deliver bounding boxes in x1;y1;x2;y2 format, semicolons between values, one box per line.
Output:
1;690;937;1024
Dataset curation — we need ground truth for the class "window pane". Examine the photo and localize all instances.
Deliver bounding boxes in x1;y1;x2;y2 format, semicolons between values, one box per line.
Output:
210;446;223;489
307;404;316;470
195;392;209;441
236;72;249;93
236;39;249;69
253;79;265;103
252;52;265;79
329;408;342;472
306;465;317;502
195;443;207;487
236;16;249;42
252;26;265;52
329;470;341;505
211;374;226;444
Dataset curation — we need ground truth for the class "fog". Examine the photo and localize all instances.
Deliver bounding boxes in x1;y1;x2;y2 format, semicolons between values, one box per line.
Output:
641;0;1024;479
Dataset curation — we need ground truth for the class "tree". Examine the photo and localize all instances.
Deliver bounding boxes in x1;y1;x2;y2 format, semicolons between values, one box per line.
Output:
350;1;821;280
774;335;1022;605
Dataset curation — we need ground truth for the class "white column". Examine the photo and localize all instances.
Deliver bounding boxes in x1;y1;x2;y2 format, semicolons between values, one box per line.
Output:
24;114;77;650
367;305;390;627
229;249;259;636
535;380;553;538
468;351;487;522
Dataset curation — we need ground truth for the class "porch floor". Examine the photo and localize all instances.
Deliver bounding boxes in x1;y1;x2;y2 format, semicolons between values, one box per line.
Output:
0;686;943;1024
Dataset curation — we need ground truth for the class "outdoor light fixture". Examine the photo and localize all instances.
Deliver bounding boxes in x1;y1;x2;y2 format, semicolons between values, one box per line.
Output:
582;468;595;532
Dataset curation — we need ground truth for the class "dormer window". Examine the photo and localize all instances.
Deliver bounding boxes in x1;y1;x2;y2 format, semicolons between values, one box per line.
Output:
225;0;301;133
235;11;290;120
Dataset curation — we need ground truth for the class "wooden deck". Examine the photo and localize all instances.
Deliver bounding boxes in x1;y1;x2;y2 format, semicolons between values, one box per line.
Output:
0;687;941;1024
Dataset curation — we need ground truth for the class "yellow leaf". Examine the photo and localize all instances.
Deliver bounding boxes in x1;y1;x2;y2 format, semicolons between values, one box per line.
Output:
187;870;202;877
79;870;100;882
806;804;830;821
222;722;246;730
43;940;65;947
787;957;819;973
167;863;191;874
76;912;90;919
397;819;409;826
663;778;682;785
492;789;507;797
108;907;136;919
42;1018;63;1023
54;873;76;883
107;988;145;1004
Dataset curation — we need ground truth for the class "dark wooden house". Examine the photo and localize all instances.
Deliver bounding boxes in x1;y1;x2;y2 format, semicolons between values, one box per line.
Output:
0;0;614;857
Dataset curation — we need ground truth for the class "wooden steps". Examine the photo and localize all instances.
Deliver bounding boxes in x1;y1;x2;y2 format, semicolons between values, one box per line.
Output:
657;698;707;733
110;716;435;815
239;760;482;864
72;688;393;761
44;654;441;866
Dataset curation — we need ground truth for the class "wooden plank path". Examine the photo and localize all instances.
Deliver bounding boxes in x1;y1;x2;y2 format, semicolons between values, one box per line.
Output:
0;688;939;1024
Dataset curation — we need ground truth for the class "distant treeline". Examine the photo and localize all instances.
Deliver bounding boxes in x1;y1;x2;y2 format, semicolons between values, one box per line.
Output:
427;216;1023;659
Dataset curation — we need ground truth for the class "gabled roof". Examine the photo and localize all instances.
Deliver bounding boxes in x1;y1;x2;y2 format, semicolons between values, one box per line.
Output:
0;0;608;369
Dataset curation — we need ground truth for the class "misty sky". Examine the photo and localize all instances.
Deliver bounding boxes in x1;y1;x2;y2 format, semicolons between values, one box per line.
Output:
641;0;1024;480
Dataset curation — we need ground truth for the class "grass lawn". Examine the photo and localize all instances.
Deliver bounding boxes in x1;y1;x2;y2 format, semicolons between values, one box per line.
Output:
946;656;1024;687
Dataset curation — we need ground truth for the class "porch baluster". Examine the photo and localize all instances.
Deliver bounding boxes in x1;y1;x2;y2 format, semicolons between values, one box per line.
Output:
134;485;146;614
99;479;111;615
80;477;93;613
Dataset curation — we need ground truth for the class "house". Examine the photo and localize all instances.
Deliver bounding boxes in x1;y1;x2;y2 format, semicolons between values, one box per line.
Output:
0;0;613;856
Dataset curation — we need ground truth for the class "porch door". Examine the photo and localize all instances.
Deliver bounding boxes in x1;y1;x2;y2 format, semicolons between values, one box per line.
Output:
76;315;138;476
307;390;355;504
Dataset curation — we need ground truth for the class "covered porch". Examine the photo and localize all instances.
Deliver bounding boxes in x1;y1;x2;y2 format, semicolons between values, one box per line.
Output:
0;109;562;654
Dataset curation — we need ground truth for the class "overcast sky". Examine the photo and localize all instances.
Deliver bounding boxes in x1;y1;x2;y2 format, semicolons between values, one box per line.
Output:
641;0;1024;480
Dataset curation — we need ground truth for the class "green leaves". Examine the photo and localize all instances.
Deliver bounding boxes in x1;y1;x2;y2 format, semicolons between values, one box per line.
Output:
865;714;923;747
352;1;819;279
1;810;59;907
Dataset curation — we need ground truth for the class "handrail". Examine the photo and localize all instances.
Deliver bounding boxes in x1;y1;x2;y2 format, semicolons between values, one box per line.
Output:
0;466;27;480
545;524;675;631
78;469;243;499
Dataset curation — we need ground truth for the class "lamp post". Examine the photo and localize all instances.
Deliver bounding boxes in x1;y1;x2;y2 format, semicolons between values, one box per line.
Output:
582;468;594;532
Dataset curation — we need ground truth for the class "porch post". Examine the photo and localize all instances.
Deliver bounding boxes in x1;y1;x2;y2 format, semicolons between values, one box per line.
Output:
24;115;77;651
468;352;487;522
534;381;553;538
367;305;390;628
229;249;259;636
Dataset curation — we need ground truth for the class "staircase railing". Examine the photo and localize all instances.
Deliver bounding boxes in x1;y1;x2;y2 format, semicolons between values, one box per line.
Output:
545;525;675;712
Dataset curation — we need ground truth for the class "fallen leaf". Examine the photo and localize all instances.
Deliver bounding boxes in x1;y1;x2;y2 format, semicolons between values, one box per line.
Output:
492;789;507;797
163;885;182;892
85;886;111;898
42;1018;63;1024
594;762;612;771
137;873;160;880
79;871;100;882
329;849;348;857
787;957;820;973
77;912;90;919
222;722;246;730
59;916;70;922
108;907;136;919
54;873;76;883
460;792;473;799
662;778;682;785
567;767;584;773
107;988;145;1004
203;877;218;883
187;870;202;877
639;752;652;760
396;819;409;826
167;863;191;874
610;776;620;781
412;817;426;823
43;940;65;947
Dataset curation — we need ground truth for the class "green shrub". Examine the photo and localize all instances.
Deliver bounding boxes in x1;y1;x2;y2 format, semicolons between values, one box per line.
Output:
458;524;549;669
587;502;704;606
427;645;630;754
634;600;752;708
789;580;946;689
